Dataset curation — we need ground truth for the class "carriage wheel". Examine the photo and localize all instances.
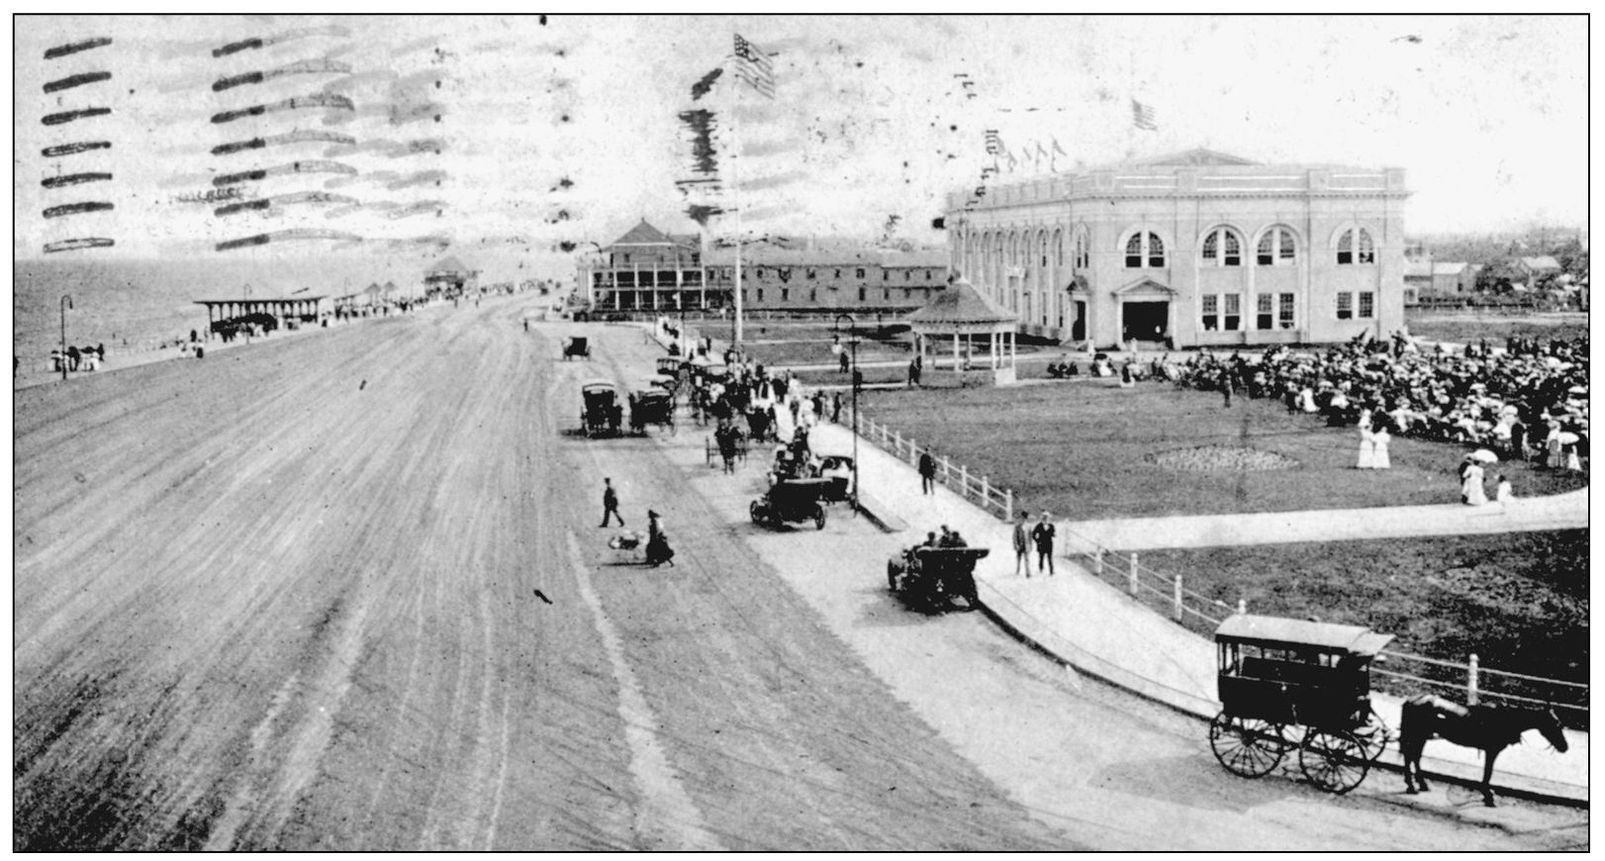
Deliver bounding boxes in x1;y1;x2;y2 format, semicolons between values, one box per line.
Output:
1298;730;1370;794
814;507;826;530
886;561;900;592
1208;712;1286;778
1351;708;1391;763
749;501;764;525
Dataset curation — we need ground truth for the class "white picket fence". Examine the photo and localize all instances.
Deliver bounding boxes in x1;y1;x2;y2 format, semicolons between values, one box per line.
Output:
851;412;1014;522
852;409;1588;724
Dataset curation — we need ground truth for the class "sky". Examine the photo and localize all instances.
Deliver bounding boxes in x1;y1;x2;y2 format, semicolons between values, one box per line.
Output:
12;14;1590;278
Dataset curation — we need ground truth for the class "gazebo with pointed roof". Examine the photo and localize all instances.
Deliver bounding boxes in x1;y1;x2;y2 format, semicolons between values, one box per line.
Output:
904;277;1020;381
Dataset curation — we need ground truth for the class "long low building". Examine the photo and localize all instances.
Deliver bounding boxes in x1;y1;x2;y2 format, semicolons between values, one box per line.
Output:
944;148;1409;349
577;219;949;315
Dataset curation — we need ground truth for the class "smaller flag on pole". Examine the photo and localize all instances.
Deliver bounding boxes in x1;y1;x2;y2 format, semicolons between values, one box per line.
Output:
731;33;776;99
1131;99;1158;131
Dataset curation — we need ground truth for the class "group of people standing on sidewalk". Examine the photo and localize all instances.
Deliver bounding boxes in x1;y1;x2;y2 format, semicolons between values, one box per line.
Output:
1012;510;1056;577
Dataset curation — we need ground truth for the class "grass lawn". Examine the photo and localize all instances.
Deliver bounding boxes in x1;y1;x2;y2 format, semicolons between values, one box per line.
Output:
856;381;1587;521
1139;531;1589;719
1404;309;1588;345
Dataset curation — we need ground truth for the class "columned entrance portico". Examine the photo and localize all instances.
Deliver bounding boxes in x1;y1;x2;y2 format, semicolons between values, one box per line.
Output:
1115;278;1177;347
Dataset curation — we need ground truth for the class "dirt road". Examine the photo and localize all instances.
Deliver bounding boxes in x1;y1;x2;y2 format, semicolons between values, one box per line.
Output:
13;296;1586;850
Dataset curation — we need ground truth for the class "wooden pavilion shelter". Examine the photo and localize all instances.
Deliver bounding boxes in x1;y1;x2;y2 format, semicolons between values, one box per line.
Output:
904;277;1020;383
424;255;478;299
194;294;326;338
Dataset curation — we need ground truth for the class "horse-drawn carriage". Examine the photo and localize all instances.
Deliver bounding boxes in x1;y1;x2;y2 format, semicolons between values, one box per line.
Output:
886;545;988;611
628;389;676;435
1208;614;1393;794
750;477;830;530
563;336;591;360
580;380;623;437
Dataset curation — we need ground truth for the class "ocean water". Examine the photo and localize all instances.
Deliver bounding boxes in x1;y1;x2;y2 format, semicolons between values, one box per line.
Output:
12;249;570;370
12;256;447;368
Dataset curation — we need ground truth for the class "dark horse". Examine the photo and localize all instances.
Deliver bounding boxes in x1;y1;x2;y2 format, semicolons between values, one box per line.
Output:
1399;694;1569;806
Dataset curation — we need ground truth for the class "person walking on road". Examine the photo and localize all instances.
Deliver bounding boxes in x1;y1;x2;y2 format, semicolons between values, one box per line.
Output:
1013;511;1031;576
600;477;625;527
918;449;937;495
1031;511;1056;576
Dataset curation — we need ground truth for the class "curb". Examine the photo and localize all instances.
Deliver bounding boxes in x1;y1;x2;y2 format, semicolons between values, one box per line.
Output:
851;495;908;533
972;587;1589;808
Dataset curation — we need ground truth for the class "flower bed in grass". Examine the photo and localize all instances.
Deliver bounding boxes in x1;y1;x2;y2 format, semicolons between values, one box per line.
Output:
1146;445;1300;472
857;382;1586;521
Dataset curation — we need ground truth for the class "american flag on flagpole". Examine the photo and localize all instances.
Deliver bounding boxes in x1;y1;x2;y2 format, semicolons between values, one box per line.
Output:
1131;99;1158;131
731;33;775;99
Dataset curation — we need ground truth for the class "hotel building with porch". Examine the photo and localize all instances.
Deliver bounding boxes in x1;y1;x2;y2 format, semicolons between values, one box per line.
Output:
943;148;1409;349
579;219;948;316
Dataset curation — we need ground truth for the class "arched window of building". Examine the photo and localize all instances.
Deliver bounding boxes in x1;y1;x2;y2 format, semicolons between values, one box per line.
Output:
1336;227;1376;265
1054;229;1065;268
1039;232;1049;268
1074;226;1090;269
1257;227;1297;266
1125;231;1165;268
1200;227;1243;266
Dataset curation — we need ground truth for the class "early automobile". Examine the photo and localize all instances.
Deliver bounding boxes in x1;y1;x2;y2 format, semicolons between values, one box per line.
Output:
580;380;623;437
1208;614;1394;794
814;453;855;504
886;545;988;611
628;389;676;435
750;477;830;530
563;336;590;360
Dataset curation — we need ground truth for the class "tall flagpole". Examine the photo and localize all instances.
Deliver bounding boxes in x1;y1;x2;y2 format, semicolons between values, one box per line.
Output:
727;53;744;350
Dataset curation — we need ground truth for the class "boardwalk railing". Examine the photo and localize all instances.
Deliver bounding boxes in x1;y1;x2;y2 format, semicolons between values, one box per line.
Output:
852;412;1013;521
854;409;1590;729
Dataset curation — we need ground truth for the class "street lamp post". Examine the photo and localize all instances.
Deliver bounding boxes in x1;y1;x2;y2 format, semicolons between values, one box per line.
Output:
834;313;860;507
59;294;73;381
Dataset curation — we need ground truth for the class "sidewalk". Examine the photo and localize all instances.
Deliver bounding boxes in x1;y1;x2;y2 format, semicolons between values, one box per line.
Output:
808;421;1589;805
1063;489;1588;553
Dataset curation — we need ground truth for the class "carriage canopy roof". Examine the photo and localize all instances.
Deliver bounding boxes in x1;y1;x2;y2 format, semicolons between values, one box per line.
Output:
1215;614;1394;657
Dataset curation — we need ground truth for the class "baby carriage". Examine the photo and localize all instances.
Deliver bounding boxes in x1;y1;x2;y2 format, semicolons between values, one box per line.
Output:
607;530;647;561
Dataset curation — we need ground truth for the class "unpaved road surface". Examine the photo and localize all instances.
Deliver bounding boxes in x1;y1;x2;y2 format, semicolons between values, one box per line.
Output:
13;296;1587;850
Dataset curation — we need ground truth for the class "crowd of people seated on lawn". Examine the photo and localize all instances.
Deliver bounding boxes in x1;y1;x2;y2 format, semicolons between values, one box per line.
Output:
1169;330;1588;464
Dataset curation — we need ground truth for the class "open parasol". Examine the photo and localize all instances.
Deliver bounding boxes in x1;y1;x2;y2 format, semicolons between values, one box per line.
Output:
1557;432;1580;445
1469;449;1499;463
